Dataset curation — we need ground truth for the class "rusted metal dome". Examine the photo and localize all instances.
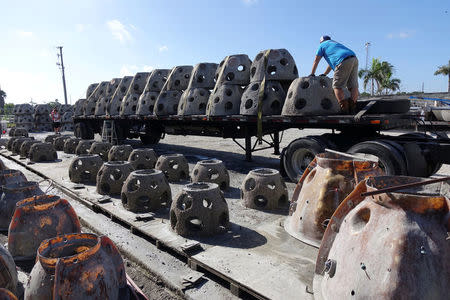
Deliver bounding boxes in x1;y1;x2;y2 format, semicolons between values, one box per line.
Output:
313;176;450;300
285;152;382;247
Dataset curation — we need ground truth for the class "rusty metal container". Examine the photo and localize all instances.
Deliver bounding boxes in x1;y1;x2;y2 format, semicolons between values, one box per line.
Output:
25;233;129;300
0;244;18;295
0;288;18;300
313;176;450;300
8;195;81;261
0;170;27;198
0;181;43;231
285;152;382;247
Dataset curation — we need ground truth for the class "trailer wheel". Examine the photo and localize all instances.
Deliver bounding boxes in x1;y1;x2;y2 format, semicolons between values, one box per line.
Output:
347;140;407;175
399;133;443;176
140;127;163;145
281;136;328;182
74;122;94;140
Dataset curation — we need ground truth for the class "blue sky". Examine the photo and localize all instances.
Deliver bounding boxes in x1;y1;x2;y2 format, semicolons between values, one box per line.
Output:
1;0;449;104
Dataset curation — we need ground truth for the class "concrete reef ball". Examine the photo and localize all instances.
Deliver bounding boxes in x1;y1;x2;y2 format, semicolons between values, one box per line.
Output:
177;88;210;116
44;134;59;144
75;140;95;155
63;138;81;154
206;84;243;116
240;168;288;210
121;169;171;213
12;128;28;138
106;76;133;116
281;76;348;116
137;91;159;116
128;148;157;170
170;182;230;237
155;154;189;182
166;66;194;91
250;48;298;82
12;137;32;155
29;143;58;162
69;154;104;184
188;63;219;90
20;141;41;159
215;54;252;86
191;159;230;191
89;141;112;161
53;135;72;151
7;138;18;151
96;161;134;195
154;90;182;116
239;80;287;116
108;144;133;161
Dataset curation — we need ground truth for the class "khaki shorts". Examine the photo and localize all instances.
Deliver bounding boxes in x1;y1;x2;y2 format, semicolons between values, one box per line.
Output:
333;56;359;90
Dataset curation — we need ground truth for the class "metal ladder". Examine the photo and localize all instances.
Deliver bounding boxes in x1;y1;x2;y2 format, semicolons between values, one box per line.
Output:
101;120;118;144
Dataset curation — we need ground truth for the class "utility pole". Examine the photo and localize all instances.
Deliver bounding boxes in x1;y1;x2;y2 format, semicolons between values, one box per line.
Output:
365;42;372;95
56;46;68;105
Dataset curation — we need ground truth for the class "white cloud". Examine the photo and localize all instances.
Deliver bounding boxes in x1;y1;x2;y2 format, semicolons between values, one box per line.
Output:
76;24;90;32
106;20;132;43
387;31;414;39
119;65;155;76
143;65;154;72
39;49;50;57
120;65;139;76
0;68;60;104
16;30;33;38
129;24;137;31
242;0;258;5
158;45;168;52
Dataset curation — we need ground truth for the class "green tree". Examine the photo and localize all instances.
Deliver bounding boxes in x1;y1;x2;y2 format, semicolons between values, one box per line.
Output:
358;58;384;95
434;60;450;92
381;77;401;94
0;89;6;114
3;103;14;115
359;58;400;95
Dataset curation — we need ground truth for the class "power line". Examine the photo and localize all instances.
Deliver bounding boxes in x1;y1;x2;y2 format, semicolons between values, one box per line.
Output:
56;46;68;105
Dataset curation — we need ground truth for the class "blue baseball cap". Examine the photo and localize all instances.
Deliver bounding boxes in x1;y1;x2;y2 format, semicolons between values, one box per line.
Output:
320;35;331;43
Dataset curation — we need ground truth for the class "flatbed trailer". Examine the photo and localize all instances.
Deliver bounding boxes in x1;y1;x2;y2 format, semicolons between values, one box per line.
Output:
74;112;450;182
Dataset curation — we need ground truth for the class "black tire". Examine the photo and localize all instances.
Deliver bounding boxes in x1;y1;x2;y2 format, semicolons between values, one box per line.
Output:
356;99;410;114
74;122;94;139
281;136;328;182
399;133;443;176
140;126;162;145
347;140;407;175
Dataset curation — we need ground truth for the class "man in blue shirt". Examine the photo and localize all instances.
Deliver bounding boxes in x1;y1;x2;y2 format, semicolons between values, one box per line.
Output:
310;35;359;113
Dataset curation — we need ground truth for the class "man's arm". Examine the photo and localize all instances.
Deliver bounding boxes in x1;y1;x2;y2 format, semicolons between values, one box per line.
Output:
321;65;332;76
310;55;322;76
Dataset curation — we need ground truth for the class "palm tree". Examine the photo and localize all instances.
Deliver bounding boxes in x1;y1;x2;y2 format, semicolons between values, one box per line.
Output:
358;58;385;95
434;60;450;92
381;77;401;94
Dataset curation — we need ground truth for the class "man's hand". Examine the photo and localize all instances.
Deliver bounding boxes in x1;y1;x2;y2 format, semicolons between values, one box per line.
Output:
308;74;315;77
